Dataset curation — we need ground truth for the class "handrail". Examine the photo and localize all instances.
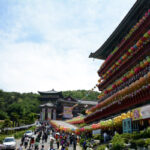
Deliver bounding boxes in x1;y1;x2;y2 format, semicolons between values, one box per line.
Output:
3;123;36;131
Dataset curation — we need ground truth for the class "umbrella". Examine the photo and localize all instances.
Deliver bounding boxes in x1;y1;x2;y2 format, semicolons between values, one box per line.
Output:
50;136;55;140
31;135;36;138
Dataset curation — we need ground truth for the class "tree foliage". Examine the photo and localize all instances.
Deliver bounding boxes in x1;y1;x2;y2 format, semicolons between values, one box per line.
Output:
0;90;40;126
0;89;99;126
62;90;99;101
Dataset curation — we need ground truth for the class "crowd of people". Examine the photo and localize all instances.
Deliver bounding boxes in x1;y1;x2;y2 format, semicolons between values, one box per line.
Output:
18;122;79;150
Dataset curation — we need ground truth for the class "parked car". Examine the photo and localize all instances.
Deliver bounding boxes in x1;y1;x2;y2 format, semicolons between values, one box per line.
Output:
24;130;33;137
3;137;16;150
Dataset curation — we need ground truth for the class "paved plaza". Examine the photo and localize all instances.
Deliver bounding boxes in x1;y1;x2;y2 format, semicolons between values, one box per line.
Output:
16;120;81;150
16;137;82;150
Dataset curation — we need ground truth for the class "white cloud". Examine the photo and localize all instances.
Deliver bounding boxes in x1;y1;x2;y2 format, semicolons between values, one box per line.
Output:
0;0;136;92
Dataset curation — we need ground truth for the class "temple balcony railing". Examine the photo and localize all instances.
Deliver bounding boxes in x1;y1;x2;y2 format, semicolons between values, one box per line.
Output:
85;84;150;123
98;42;150;90
98;64;150;103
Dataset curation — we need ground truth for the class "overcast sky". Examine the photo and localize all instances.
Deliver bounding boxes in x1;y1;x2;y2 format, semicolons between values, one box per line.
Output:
0;0;136;93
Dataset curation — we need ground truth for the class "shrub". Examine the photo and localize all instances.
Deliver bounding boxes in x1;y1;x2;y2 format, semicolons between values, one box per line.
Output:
146;127;150;138
121;133;132;143
14;130;26;139
130;139;137;149
96;145;106;150
140;130;149;138
93;134;101;140
135;139;145;147
131;131;141;139
0;135;7;144
111;133;125;150
145;138;150;147
79;138;85;146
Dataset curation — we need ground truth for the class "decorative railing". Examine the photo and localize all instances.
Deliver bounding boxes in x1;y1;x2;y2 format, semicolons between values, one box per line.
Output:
98;38;150;90
85;72;150;123
98;64;150;102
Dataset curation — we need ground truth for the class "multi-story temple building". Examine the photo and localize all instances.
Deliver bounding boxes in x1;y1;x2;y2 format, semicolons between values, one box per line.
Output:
38;89;98;121
84;0;150;133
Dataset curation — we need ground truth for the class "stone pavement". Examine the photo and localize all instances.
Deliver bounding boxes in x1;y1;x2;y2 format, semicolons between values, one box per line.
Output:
16;135;82;150
16;121;81;150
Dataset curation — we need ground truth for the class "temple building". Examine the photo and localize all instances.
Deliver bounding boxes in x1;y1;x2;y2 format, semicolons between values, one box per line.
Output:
38;89;98;121
85;0;150;133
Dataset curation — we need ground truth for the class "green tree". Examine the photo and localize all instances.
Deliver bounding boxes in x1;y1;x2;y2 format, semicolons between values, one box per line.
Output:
3;119;12;128
0;111;8;120
10;112;19;127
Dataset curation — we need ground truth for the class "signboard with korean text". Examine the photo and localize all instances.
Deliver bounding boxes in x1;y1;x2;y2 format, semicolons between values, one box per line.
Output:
63;106;73;119
132;105;150;120
92;129;101;135
42;108;45;121
48;108;51;120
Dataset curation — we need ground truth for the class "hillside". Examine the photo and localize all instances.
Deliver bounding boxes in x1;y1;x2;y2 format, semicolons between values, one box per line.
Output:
0;89;99;123
62;90;99;101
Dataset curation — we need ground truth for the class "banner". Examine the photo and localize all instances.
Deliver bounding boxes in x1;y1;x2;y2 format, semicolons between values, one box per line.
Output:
92;129;101;135
42;108;45;121
141;105;150;119
132;105;150;120
63;106;73;119
48;108;51;120
53;109;56;120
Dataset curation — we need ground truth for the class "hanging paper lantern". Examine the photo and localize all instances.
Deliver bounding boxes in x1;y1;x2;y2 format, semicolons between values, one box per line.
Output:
147;30;150;36
144;59;149;66
141;36;147;42
112;84;117;89
143;32;149;38
147;56;150;63
98;79;101;83
122;76;127;82
128;49;132;53
126;51;131;56
118;59;122;64
104;90;108;94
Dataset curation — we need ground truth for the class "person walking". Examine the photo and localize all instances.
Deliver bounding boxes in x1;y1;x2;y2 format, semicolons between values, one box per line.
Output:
83;140;86;150
24;136;29;149
50;138;54;149
41;145;45;150
73;135;77;150
42;133;45;144
18;144;23;150
30;137;35;149
21;135;25;145
44;132;48;143
35;138;39;150
56;138;60;149
103;132;107;143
